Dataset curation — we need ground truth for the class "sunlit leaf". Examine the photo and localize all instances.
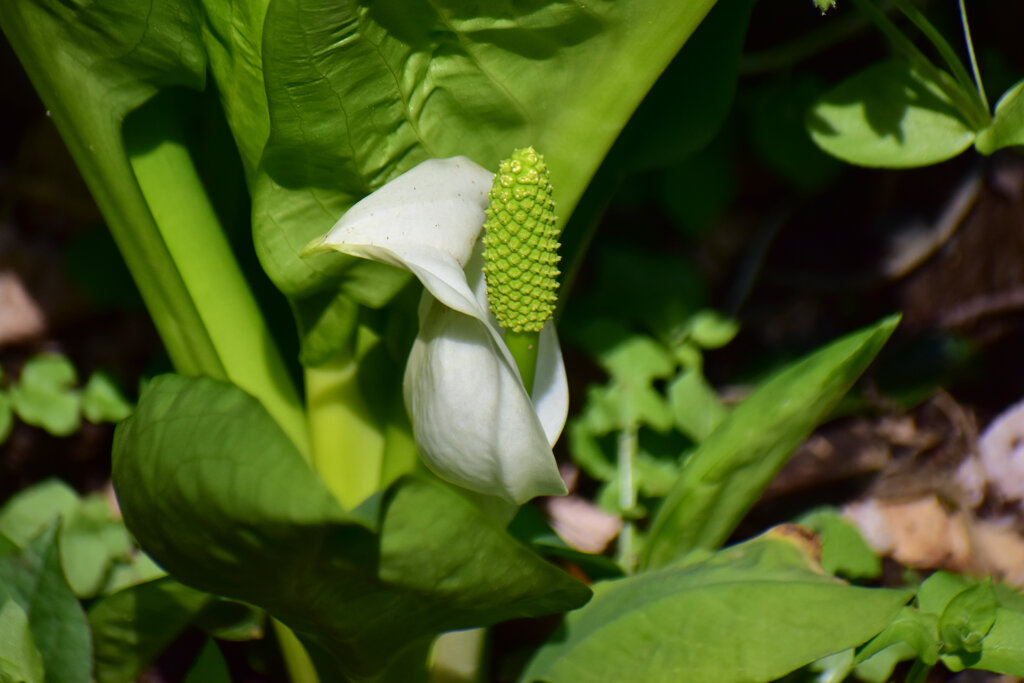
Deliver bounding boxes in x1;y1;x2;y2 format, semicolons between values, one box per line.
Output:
976;78;1024;154
808;61;975;168
523;530;910;683
643;316;898;568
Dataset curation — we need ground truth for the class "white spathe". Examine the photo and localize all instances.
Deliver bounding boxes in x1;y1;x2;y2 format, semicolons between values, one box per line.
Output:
312;157;568;504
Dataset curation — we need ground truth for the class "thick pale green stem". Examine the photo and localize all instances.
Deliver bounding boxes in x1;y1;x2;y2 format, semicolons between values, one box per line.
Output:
504;330;540;394
616;422;639;573
305;327;386;510
126;103;308;456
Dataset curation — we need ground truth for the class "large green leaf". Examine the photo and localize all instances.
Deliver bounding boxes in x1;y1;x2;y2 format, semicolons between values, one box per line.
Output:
522;530;911;683
252;0;720;302
113;374;590;681
0;525;92;683
642;315;899;569
807;61;976;168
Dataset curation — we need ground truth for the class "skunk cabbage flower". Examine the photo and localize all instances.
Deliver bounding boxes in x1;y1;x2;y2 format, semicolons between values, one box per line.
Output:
311;156;568;504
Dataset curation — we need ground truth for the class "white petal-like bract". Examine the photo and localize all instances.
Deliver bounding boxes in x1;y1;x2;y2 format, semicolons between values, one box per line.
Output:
317;157;568;504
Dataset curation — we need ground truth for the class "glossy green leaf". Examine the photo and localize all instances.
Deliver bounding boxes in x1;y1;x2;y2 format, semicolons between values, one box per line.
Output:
196;0;271;184
916;570;971;615
523;531;911;683
252;0;719;302
80;373;132;424
0;600;45;683
9;355;79;437
88;578;211;683
0;525;92;683
0;481;79;548
976;78;1024;154
808;61;976;168
642;315;899;569
113;374;590;681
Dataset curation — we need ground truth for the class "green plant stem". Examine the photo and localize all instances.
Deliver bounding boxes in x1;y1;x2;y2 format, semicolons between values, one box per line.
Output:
850;0;988;129
616;423;639;573
888;0;984;114
958;0;988;111
125;103;308;456
306;357;385;510
274;621;321;683
504;330;540;394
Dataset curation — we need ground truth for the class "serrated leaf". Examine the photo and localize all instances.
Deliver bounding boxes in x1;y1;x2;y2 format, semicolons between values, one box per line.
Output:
523;530;911;683
80;372;132;424
808;61;975;168
59;496;132;599
668;369;728;442
113;374;589;681
0;481;79;548
9;355;79;437
567;420;617;483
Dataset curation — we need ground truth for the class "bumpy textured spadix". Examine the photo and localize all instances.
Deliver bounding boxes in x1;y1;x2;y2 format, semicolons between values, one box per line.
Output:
310;157;569;504
483;147;561;333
